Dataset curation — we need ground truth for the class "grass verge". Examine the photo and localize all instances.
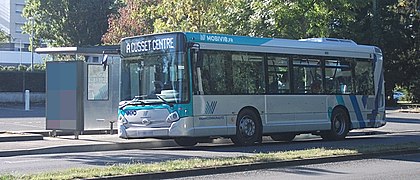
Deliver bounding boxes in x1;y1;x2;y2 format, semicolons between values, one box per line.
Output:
1;142;420;180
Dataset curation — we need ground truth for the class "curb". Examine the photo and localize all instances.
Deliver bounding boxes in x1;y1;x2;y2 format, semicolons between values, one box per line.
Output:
5;130;118;137
0;133;43;142
90;149;420;180
0;139;177;157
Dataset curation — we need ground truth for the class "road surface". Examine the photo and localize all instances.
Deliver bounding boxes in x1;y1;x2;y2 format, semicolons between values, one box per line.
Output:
0;109;419;177
175;153;420;180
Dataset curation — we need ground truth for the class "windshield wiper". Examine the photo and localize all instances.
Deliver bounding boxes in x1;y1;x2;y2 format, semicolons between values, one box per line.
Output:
119;96;147;109
119;101;146;110
156;95;174;107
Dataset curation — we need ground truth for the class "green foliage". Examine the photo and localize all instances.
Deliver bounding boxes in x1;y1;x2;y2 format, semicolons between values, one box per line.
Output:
102;0;158;44
4;66;16;71
374;0;420;103
153;0;232;33
1;142;419;179
19;0;419;102
0;64;45;72
17;64;28;71
0;29;10;43
104;0;372;39
22;0;118;47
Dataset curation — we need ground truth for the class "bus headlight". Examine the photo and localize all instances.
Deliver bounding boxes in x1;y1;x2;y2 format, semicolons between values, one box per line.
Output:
166;112;180;123
118;114;128;124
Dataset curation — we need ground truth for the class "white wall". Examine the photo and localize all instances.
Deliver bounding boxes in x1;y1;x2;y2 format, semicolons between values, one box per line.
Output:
0;51;44;65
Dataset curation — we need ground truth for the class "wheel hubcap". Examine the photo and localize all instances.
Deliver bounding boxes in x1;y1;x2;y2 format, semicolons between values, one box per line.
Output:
334;114;345;135
239;116;255;137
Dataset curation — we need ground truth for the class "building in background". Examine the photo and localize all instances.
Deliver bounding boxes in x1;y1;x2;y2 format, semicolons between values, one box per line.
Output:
0;0;46;66
0;0;30;51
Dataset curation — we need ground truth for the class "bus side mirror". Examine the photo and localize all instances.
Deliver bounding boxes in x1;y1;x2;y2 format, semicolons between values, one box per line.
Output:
189;43;202;67
194;51;204;68
102;54;108;71
101;48;119;71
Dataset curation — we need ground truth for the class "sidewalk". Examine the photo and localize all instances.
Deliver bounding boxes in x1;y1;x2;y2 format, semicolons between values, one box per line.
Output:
0;133;178;157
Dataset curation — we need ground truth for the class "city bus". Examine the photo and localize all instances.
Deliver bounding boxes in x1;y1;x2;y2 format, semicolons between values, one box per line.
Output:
117;32;385;146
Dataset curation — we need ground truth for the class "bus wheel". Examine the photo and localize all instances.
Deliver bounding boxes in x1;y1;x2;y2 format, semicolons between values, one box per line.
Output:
270;133;296;142
321;108;350;141
174;137;198;147
231;109;262;146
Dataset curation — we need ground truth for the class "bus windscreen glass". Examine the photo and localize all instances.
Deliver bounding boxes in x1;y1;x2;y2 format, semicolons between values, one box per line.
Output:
120;52;189;103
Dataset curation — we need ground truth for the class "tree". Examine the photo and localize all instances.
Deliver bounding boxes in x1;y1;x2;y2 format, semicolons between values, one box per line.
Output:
223;0;369;39
102;0;158;44
22;0;118;47
103;0;368;40
380;0;420;102
153;0;232;33
0;29;10;42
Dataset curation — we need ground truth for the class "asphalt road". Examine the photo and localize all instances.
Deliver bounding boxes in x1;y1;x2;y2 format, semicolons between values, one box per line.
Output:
0;103;45;132
0;107;419;177
1;130;420;175
175;153;420;180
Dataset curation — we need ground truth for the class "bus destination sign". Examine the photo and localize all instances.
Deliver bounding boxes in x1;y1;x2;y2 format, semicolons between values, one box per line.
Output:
121;33;184;57
125;38;174;54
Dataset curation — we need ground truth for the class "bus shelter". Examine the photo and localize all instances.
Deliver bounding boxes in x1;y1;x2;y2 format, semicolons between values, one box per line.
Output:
36;46;120;138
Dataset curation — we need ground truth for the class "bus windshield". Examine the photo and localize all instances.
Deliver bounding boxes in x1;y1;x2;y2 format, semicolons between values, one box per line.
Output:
120;52;189;104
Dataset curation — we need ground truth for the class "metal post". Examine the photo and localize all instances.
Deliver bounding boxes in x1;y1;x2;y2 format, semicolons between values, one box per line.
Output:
29;17;34;71
110;121;115;135
25;90;30;111
74;130;80;139
50;130;57;137
19;39;22;65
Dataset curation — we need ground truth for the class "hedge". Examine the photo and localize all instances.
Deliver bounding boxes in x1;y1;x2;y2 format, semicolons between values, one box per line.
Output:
0;71;45;92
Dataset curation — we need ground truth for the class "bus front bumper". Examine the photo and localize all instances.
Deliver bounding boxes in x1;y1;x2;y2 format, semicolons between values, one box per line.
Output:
118;117;195;139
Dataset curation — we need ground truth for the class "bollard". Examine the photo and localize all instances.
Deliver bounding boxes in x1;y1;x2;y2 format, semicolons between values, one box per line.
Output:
25;90;30;111
110;121;115;135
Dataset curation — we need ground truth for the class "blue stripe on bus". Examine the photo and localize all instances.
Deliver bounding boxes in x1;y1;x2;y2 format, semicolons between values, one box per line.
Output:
362;95;368;108
336;95;345;106
331;95;345;123
371;54;382;123
350;95;365;128
185;32;271;46
372;56;383;123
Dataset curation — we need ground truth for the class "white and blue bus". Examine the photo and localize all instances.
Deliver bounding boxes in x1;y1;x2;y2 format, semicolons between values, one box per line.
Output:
117;32;385;146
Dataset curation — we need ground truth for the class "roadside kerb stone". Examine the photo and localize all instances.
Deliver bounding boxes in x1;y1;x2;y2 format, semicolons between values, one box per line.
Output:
88;149;420;180
0;132;43;142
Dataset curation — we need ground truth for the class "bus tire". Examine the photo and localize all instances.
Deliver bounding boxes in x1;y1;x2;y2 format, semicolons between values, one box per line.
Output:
321;108;350;141
231;109;262;146
174;137;198;147
270;133;296;142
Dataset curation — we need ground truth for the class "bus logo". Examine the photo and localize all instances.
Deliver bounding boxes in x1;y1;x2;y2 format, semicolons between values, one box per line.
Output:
205;101;217;114
142;111;149;117
200;35;206;41
125;110;137;116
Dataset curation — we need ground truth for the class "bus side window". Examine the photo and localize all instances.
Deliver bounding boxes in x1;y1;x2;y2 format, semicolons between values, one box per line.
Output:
324;58;353;94
355;59;374;95
267;55;289;94
293;57;322;94
199;51;231;95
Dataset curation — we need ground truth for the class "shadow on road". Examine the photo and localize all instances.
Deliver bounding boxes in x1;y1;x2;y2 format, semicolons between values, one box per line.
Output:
386;118;420;124
0;103;45;118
